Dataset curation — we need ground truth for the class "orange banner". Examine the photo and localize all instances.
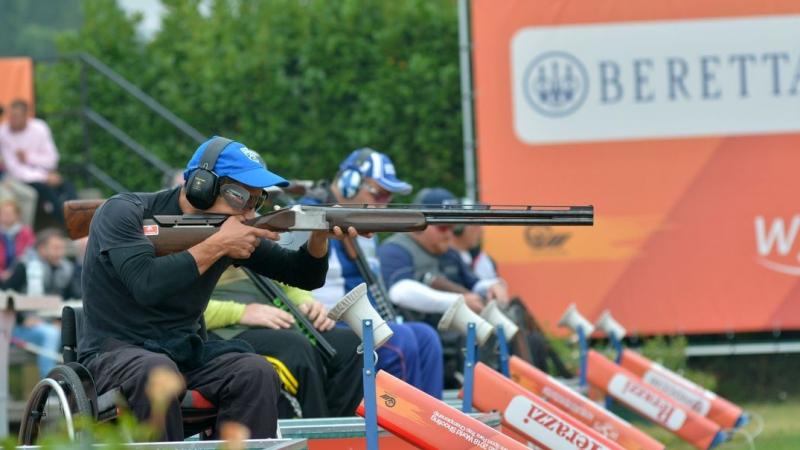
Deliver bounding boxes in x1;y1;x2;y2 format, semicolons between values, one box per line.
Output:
356;370;525;450
509;356;664;450
586;351;723;450
467;362;623;450
0;58;35;117
471;0;800;335
619;349;744;429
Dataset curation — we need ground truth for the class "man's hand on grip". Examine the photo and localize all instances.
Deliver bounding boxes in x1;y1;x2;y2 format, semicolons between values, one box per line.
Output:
215;215;280;259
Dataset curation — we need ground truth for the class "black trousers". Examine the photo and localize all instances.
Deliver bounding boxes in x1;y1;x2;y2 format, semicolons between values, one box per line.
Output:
212;328;363;418
29;180;76;225
86;344;280;441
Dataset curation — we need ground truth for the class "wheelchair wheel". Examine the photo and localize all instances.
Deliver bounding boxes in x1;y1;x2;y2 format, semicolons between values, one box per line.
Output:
18;364;95;445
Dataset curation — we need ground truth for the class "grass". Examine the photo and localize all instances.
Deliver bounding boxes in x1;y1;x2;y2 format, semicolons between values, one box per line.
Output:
632;401;800;450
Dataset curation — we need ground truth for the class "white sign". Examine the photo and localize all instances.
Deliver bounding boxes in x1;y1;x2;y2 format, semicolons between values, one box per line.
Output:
504;395;610;450
607;374;687;431
511;16;800;144
642;366;712;416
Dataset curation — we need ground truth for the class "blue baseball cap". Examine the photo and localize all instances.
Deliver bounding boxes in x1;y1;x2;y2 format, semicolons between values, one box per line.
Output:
184;137;289;188
413;187;457;206
339;148;412;194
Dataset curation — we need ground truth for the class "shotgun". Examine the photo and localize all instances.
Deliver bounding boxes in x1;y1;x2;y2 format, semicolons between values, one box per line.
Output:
65;199;594;255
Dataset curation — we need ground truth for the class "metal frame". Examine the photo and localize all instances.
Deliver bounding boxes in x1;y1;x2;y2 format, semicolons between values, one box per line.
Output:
577;327;588;390
361;320;378;450
496;326;509;377
461;323;477;414
458;0;477;201
35;52;206;193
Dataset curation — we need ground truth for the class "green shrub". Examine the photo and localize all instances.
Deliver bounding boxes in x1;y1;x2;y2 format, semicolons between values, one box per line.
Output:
37;0;464;196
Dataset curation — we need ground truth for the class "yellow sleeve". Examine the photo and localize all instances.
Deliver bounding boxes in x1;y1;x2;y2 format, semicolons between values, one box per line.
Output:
204;300;247;330
276;281;315;306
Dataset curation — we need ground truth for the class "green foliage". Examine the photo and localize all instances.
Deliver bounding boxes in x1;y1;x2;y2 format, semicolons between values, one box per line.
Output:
36;0;464;195
2;409;156;449
547;335;578;375
0;0;82;58
639;400;800;449
689;353;800;402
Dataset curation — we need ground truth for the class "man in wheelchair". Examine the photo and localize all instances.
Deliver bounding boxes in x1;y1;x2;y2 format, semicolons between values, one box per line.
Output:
74;137;345;441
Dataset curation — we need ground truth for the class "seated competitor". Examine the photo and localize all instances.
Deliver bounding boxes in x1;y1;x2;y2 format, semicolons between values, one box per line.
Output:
292;148;444;398
78;136;357;440
204;267;363;418
378;187;509;318
377;187;510;386
449;215;572;377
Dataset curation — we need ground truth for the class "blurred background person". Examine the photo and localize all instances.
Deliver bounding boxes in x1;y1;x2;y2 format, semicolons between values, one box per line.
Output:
0;101;38;227
0;198;35;282
296;148;445;398
0;99;75;228
6;229;79;378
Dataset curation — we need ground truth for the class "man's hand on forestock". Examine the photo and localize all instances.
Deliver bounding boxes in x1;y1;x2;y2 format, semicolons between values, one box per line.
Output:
307;226;361;259
240;303;295;329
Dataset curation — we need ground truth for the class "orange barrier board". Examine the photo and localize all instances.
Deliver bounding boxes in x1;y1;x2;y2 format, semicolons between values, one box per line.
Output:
467;362;623;450
356;370;525;450
587;351;724;450
509;356;664;450
620;349;744;429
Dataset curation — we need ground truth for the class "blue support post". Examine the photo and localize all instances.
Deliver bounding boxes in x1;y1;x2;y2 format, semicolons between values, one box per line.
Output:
577;326;588;391
461;322;477;413
611;335;623;364
605;334;623;409
362;319;378;450
496;325;509;377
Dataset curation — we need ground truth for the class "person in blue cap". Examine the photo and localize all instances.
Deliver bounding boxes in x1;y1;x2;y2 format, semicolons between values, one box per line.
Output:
297;148;445;398
78;136;357;441
378;187;511;387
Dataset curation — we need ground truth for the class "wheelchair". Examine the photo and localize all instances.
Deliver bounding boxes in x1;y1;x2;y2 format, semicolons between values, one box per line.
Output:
17;306;218;445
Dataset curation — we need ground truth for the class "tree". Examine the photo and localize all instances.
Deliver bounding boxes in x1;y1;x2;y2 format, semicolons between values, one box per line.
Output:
37;0;465;196
0;0;82;58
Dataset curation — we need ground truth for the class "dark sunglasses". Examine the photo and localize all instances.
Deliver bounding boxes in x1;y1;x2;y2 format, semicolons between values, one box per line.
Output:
220;183;269;211
363;184;393;203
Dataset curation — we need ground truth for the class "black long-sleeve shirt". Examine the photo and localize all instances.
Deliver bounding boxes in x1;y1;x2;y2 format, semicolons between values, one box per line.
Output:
78;187;328;364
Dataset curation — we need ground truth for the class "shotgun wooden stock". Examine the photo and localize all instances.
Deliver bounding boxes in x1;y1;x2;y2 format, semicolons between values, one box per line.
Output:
64;199;105;240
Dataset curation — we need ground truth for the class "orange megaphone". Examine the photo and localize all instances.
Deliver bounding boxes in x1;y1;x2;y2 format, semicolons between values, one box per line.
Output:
466;362;624;450
587;350;726;450
509;356;664;450
356;370;526;450
619;349;745;429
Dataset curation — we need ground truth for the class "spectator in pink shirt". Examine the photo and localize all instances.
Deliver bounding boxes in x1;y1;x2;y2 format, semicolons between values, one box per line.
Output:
0;100;75;226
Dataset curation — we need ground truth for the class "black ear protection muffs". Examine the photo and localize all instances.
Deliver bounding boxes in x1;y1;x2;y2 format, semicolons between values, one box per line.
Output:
185;137;234;210
336;148;375;199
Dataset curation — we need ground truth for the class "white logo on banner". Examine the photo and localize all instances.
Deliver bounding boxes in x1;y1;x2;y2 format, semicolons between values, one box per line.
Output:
607;374;686;431
504;395;610;450
511;16;800;143
642;367;712;416
755;215;800;275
